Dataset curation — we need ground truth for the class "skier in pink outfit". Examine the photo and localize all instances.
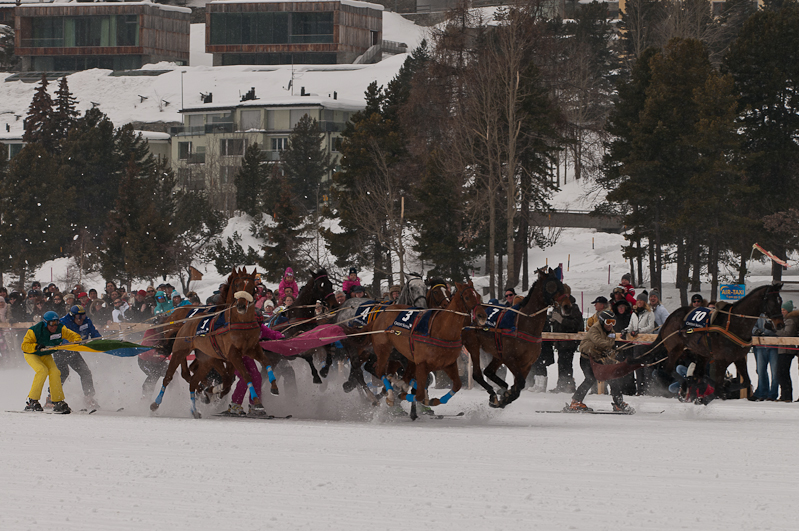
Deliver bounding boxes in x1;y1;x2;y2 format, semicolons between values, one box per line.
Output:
342;267;361;297
278;267;299;304
224;324;285;416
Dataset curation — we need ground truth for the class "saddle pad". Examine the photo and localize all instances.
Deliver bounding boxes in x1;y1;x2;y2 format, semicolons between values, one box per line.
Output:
392;308;422;331
414;310;434;336
195;311;227;336
684;307;712;329
484;306;503;328
498;306;518;330
352;300;381;327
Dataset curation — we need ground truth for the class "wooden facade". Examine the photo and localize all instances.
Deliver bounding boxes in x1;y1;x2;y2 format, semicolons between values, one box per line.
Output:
206;1;382;65
15;3;190;71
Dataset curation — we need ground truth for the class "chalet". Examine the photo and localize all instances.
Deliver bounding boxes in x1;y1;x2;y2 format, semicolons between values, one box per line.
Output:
206;0;383;66
14;1;190;72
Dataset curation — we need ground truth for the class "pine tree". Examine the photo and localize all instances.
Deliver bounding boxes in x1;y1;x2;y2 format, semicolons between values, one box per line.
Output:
53;76;80;144
23;74;57;154
235;142;270;216
257;174;308;278
280;115;332;213
0;144;74;285
723;2;799;281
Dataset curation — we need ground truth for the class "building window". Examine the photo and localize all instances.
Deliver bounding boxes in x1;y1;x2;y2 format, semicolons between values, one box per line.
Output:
178;167;192;187
240;110;261;131
209;11;332;46
220;166;238;184
221;139;246;157
178;141;192;160
290;110;311;129
271;137;288;151
332;137;343;152
28;15;140;48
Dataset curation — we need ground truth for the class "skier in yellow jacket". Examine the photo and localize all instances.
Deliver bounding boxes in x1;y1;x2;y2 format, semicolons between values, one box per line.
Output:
21;311;81;414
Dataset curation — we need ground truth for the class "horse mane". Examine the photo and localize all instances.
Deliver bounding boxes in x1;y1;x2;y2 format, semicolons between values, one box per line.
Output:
427;277;448;291
730;284;771;311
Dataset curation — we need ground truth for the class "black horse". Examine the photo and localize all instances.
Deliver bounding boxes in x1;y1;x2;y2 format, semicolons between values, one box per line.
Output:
649;283;784;396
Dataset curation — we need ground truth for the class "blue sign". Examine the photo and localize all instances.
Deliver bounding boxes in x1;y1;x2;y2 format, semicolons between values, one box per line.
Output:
719;284;746;301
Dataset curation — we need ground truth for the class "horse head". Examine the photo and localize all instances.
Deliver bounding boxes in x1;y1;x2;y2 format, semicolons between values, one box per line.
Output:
426;277;451;309
308;268;338;309
227;267;257;313
764;282;785;330
454;280;486;327
398;274;427;307
530;267;570;312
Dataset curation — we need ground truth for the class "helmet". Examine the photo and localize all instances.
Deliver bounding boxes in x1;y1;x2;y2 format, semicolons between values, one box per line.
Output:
598;310;616;326
42;311;60;323
69;305;86;317
691;294;703;303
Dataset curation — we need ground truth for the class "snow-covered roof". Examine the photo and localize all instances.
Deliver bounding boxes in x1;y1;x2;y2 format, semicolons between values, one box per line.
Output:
209;0;384;11
134;130;170;141
14;1;192;14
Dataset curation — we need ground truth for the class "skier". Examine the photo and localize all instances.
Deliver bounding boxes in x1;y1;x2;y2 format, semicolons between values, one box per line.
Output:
54;305;101;409
567;310;633;413
21;311;81;414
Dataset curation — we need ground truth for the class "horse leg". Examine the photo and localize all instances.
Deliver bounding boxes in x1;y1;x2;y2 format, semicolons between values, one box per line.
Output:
429;362;462;407
319;345;334;379
188;361;213;419
734;357;752;396
303;354;323;384
464;337;498;406
371;337;396;406
250;347;280;396
150;342;189;411
484;357;509;391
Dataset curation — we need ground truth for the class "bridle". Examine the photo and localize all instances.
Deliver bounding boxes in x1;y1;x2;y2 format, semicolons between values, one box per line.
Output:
314;273;338;305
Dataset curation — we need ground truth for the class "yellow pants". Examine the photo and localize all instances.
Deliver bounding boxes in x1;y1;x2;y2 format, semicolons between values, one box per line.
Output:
24;353;65;402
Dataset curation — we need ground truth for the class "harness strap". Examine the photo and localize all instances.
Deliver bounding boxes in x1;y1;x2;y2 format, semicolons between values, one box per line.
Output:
687;325;752;348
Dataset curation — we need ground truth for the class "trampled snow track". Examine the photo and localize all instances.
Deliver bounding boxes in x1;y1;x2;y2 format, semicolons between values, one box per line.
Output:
2;357;799;530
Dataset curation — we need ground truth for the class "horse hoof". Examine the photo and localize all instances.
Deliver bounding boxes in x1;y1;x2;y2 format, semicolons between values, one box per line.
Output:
191;410;202;419
150;402;160;411
270;384;280;396
320;366;330;379
342;381;355;393
313;376;322;384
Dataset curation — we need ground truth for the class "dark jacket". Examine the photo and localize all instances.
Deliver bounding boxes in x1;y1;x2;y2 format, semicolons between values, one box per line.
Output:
60;314;102;340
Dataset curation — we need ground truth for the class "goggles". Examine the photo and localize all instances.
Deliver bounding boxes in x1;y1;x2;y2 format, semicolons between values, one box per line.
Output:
603;318;616;326
156;296;166;302
47;320;60;326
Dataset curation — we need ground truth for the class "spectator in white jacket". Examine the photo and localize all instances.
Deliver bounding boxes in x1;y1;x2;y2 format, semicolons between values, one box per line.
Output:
627;293;656;395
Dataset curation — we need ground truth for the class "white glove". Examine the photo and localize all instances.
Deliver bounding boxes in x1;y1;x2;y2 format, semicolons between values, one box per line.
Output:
608;333;616;339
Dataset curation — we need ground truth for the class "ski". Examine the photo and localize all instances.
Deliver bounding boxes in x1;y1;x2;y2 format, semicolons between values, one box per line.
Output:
432;412;465;419
213;413;293;420
6;410;70;415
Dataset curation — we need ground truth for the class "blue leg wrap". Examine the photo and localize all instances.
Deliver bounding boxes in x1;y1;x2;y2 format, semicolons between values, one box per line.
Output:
190;391;196;413
382;376;394;391
247;382;259;400
410;379;417;390
438;391;455;404
266;365;276;383
155;386;166;405
405;392;416;403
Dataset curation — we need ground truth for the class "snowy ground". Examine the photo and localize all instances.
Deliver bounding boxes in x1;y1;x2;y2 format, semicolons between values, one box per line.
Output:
1;352;797;530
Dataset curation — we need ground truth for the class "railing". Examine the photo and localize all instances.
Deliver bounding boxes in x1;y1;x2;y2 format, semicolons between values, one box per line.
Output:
186;152;205;164
170;122;237;136
20;38;65;48
353;44;381;64
261;150;282;161
382;40;408;55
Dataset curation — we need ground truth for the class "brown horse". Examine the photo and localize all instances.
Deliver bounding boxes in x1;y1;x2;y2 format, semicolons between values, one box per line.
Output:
150;267;273;417
649;283;784;396
365;280;487;419
463;267;571;408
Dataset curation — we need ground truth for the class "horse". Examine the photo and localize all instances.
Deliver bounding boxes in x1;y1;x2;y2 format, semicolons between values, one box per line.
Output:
365;280;487;419
271;268;339;384
649;283;784;396
150;267;274;417
332;276;450;399
462;267;571;408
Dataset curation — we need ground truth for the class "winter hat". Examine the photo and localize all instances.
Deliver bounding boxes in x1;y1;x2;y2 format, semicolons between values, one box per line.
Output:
650;289;660;301
621;273;632;283
591;296;608;305
691;294;703;303
349;267;357;275
783;300;794;312
637;292;648;302
265;300;275;307
284;267;294;277
137;290;147;297
351;285;366;293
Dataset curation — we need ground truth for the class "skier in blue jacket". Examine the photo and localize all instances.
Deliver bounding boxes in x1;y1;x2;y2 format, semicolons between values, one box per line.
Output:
49;304;101;409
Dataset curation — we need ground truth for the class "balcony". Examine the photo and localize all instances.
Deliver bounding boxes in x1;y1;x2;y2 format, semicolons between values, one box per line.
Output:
186;152;206;164
169;122;237;136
